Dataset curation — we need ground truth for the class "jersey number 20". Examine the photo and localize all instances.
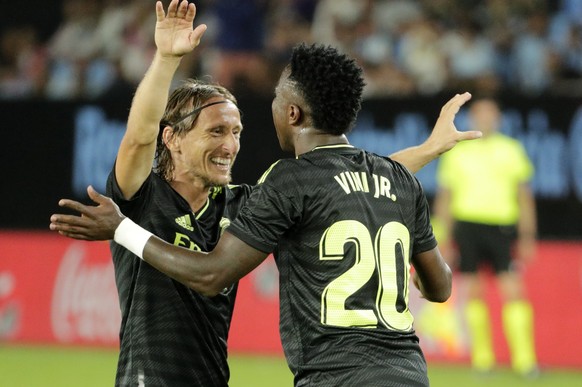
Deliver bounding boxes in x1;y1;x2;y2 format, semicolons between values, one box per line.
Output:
320;220;413;331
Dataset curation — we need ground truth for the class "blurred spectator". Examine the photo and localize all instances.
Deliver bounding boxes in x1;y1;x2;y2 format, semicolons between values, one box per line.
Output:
311;0;372;53
559;0;582;26
440;20;500;95
548;6;582;92
264;2;314;89
353;28;415;97
3;0;581;99
0;26;47;99
116;0;157;87
509;10;558;96
204;0;271;95
44;0;106;99
372;0;424;35
398;17;448;95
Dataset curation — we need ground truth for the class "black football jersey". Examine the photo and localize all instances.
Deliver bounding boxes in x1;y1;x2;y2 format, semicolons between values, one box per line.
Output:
227;144;436;386
107;169;252;387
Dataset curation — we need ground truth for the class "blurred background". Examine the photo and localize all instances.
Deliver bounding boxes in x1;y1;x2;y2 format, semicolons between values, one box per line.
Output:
1;0;581;385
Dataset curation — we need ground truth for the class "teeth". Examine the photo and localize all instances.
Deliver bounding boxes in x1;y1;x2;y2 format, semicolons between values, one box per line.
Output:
211;157;231;166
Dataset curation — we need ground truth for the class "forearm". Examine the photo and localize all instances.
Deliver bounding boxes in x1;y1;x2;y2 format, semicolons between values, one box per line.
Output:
144;237;223;296
417;264;452;303
390;142;439;174
126;52;183;143
114;218;222;295
114;220;267;296
411;248;452;303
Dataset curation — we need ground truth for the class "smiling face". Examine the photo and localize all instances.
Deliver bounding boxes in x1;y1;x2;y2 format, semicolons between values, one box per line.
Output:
170;97;242;187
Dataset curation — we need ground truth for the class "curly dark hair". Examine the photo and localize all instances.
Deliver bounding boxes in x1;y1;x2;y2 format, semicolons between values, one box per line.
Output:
155;79;237;181
288;43;365;135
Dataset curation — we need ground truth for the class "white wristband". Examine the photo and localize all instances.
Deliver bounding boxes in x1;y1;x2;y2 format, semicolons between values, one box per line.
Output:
114;218;154;260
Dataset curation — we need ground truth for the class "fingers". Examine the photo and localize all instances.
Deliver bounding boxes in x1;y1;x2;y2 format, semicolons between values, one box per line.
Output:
155;1;165;22
50;213;90;228
455;92;472;104
57;230;93;241
441;92;472;116
176;0;189;18
58;198;93;216
50;219;91;240
167;0;179;18
165;0;191;20
187;0;197;21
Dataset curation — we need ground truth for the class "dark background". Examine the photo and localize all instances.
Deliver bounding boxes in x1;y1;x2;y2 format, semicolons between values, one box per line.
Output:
2;93;581;238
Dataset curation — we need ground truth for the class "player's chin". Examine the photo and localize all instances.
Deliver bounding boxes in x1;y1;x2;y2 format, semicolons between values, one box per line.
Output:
209;172;232;187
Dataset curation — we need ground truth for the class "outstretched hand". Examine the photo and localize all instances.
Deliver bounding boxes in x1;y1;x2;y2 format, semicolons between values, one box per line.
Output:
426;92;482;155
49;186;125;241
155;0;207;58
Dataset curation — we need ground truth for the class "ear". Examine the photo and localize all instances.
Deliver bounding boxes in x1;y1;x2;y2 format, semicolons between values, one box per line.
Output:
162;126;179;151
288;104;303;126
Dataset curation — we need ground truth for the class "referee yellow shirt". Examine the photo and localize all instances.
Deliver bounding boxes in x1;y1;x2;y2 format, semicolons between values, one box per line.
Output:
437;132;534;225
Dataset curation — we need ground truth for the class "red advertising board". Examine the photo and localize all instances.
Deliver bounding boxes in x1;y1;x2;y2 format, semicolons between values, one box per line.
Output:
0;232;120;346
1;232;582;368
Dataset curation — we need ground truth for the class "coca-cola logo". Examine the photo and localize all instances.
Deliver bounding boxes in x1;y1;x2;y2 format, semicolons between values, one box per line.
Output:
51;242;120;344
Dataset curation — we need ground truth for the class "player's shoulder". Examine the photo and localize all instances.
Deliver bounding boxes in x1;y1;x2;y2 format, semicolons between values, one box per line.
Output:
364;149;415;176
208;183;254;202
256;158;304;185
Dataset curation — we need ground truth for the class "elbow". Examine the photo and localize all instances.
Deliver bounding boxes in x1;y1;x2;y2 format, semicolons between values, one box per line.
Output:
425;287;451;303
187;272;228;297
424;267;453;303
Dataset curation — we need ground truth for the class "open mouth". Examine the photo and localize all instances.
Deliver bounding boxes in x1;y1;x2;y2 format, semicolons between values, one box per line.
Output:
211;157;231;171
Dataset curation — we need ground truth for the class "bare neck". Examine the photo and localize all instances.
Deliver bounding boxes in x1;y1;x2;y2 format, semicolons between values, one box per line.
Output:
294;128;349;156
169;176;212;213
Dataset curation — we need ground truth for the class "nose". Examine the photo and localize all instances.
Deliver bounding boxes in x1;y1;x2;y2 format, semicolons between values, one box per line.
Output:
222;131;240;156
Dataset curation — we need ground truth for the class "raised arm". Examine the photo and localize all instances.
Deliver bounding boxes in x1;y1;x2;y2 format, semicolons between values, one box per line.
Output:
50;186;268;296
390;92;481;173
116;0;207;198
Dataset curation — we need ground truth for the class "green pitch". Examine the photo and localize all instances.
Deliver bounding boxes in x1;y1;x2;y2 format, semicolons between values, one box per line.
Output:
1;345;581;386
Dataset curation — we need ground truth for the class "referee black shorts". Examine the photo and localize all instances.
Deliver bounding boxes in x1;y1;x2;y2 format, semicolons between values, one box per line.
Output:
453;220;517;274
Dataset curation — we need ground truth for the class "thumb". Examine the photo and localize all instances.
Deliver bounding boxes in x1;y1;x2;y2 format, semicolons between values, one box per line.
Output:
458;130;482;141
87;185;108;205
190;24;207;47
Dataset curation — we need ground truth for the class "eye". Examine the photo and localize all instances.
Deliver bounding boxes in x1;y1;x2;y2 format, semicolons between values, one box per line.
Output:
211;127;223;136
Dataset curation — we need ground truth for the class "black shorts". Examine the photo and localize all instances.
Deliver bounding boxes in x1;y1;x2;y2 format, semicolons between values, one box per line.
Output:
294;338;429;387
453;221;516;274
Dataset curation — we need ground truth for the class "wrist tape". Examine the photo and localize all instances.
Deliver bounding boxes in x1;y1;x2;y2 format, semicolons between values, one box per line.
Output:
114;218;153;259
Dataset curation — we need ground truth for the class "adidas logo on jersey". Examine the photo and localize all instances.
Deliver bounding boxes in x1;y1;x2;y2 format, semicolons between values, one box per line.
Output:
175;214;194;231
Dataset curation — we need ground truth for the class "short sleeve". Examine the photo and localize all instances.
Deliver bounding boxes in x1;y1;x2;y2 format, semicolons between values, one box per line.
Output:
227;163;301;253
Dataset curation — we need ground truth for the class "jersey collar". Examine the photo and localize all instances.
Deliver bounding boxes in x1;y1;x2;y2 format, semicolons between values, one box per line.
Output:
297;144;355;159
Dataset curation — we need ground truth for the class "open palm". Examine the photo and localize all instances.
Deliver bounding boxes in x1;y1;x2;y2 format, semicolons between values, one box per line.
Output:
155;0;207;57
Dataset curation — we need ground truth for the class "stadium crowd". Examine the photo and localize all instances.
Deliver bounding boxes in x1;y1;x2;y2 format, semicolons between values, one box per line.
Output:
1;0;581;100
